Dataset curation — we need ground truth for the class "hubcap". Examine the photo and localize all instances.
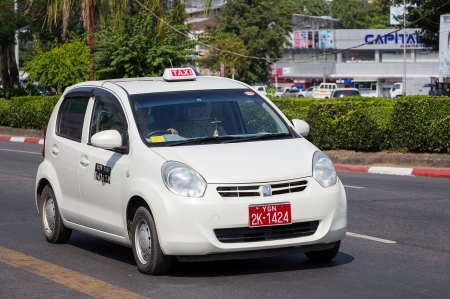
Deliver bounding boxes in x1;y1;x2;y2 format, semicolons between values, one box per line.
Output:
135;219;151;265
43;196;56;234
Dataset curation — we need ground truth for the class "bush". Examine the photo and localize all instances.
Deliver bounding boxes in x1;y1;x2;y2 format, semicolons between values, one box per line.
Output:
389;97;450;152
0;96;59;130
2;94;450;154
305;98;394;151
270;97;317;121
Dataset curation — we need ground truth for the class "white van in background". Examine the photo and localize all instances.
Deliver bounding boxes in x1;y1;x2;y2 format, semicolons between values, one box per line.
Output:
312;83;337;99
252;85;267;96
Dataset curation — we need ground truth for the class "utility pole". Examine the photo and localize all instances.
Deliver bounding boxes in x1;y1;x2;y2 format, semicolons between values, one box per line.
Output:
403;0;407;96
323;46;326;83
274;62;278;90
14;0;19;68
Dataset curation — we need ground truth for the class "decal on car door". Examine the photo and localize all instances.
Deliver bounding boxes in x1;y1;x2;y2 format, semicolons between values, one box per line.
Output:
94;163;111;184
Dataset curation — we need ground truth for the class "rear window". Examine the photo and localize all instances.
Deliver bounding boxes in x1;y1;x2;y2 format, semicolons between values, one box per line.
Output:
57;97;90;141
332;90;360;98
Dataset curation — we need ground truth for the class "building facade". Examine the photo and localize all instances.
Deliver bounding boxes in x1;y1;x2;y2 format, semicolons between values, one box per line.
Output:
273;15;439;97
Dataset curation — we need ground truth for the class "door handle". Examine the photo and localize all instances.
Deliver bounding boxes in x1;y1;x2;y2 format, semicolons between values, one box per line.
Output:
80;154;89;167
51;144;59;156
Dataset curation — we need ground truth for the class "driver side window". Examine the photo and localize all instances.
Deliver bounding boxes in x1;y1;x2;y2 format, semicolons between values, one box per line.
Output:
90;97;125;140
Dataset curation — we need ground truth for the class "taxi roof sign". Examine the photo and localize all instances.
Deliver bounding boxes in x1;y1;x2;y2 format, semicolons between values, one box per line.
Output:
163;68;197;82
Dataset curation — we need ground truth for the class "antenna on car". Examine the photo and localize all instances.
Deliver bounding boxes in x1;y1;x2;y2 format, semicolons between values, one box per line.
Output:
169;59;173;68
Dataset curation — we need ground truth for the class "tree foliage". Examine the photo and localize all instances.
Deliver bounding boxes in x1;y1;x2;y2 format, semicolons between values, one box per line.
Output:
404;0;450;50
94;6;197;79
198;36;250;79
210;0;293;84
283;0;391;29
285;0;329;16
330;0;391;29
25;34;90;92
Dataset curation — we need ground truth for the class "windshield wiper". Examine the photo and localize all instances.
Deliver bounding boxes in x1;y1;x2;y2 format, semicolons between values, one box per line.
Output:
166;135;241;147
222;133;292;144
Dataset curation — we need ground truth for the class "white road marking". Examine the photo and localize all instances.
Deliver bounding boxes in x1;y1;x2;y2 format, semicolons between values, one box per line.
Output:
346;232;397;244
0;148;41;155
343;185;365;189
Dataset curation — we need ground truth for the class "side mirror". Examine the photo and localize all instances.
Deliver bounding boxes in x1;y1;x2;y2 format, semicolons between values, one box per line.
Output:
91;130;122;149
291;119;310;137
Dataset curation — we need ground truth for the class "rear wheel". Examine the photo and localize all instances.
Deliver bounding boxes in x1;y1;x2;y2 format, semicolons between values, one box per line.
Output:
305;241;340;262
39;185;72;243
131;207;171;275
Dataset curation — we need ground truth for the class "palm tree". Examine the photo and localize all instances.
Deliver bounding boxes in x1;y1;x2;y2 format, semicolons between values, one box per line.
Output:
46;0;131;80
45;0;213;80
0;0;21;88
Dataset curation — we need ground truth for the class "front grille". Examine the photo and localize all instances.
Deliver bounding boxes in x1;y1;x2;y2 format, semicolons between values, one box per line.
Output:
214;221;319;243
216;180;308;197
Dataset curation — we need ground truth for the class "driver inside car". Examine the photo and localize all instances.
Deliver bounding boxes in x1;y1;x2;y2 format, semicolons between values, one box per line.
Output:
137;106;178;136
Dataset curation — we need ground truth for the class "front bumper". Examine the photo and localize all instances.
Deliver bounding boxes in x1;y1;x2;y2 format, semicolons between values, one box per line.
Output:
150;177;347;256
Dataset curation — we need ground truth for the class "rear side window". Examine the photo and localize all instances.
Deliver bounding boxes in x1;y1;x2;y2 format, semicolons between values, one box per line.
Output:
57;97;90;142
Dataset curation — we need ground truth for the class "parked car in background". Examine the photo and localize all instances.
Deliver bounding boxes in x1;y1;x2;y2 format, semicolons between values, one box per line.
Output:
331;88;361;98
280;88;304;98
303;86;317;98
312;83;338;99
275;87;290;97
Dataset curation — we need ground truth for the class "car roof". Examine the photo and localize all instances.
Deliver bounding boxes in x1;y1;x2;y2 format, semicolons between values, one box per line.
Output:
70;76;248;95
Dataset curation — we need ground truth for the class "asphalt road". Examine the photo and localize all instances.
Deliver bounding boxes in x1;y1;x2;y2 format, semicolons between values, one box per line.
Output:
1;140;449;298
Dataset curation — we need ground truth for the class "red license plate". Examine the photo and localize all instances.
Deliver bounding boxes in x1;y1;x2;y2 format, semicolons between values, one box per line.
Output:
248;203;292;227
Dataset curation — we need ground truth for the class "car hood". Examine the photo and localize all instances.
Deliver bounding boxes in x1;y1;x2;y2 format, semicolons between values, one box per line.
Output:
151;138;318;184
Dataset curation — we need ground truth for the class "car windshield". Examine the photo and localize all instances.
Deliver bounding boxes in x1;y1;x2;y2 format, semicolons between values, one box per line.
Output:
130;89;293;147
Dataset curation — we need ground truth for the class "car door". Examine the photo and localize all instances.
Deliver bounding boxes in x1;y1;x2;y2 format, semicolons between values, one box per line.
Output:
78;88;130;236
50;89;91;224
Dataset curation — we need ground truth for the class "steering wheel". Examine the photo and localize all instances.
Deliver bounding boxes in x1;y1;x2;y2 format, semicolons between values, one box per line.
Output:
145;130;169;138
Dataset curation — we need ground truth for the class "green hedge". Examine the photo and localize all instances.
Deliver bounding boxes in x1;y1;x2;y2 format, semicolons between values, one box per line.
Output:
2;95;450;153
270;95;450;153
388;97;450;152
0;96;60;130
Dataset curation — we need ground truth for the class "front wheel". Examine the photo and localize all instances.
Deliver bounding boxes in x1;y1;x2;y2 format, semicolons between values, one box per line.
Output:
305;241;340;261
131;207;172;275
39;185;72;243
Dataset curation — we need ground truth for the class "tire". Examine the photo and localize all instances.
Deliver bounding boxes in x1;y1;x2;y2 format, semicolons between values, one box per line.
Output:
39;185;72;244
131;207;171;275
297;95;304;98
305;241;340;262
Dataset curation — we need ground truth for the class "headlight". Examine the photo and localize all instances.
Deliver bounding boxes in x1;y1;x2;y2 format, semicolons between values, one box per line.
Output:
162;161;207;197
312;151;337;188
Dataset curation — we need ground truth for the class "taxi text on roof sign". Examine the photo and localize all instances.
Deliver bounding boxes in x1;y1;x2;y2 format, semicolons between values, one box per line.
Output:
163;68;197;82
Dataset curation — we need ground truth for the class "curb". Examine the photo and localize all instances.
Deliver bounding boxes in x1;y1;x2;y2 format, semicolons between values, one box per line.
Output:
0;135;44;145
335;164;450;179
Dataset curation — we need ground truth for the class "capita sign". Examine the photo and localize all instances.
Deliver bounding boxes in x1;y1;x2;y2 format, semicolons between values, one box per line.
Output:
334;29;424;50
364;32;421;48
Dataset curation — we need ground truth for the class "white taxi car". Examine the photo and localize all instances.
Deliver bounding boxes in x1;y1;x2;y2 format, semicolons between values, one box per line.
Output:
36;68;347;275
